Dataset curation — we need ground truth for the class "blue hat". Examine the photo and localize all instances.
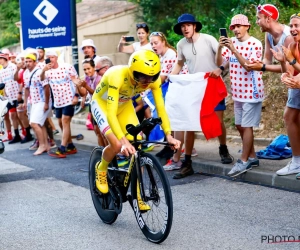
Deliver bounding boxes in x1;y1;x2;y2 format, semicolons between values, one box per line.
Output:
173;13;202;35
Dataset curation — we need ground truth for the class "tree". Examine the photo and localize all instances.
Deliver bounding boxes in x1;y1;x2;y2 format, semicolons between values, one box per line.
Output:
0;0;20;48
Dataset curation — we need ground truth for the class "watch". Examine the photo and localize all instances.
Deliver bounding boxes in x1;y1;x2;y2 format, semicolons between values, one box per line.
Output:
261;64;266;72
289;58;296;65
219;66;225;71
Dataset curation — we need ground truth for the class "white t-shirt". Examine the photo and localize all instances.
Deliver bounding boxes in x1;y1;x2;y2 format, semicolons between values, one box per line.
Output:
0;62;18;101
222;36;264;103
132;42;152;51
45;63;78;108
160;48;188;81
24;66;49;104
177;33;219;74
37;60;46;69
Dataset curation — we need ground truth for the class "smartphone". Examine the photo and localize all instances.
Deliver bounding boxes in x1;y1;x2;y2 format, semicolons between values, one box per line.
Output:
125;36;135;42
45;58;51;64
219;28;228;38
16;57;22;64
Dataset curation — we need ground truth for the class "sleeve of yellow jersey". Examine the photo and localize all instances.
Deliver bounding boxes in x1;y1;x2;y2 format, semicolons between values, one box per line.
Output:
106;71;125;140
151;79;172;136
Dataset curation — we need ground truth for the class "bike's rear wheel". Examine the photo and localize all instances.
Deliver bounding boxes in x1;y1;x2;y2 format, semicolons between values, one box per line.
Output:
131;152;173;243
89;146;118;224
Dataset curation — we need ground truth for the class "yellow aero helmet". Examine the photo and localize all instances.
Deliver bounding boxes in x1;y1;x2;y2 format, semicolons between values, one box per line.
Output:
128;49;160;83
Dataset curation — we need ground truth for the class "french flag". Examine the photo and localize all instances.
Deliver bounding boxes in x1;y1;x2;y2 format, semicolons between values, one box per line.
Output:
166;72;227;140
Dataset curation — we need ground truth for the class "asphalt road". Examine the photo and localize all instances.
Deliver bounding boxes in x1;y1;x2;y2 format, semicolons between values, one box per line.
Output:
0;143;300;250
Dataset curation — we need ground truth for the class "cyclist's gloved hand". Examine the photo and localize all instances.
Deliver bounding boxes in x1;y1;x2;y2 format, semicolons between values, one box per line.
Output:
120;139;136;157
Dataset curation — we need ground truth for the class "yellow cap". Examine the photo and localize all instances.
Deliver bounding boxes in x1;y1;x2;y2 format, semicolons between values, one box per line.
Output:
25;54;36;61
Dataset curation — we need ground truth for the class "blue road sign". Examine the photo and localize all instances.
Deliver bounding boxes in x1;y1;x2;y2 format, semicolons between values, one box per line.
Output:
20;0;72;49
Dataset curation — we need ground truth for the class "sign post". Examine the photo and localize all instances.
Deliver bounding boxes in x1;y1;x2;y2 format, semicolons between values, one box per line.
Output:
70;0;79;73
19;0;72;49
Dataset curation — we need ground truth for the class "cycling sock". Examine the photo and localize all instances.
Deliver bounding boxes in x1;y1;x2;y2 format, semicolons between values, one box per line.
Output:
14;129;19;137
185;154;191;162
97;158;109;171
292;156;300;165
25;126;31;136
22;127;26;136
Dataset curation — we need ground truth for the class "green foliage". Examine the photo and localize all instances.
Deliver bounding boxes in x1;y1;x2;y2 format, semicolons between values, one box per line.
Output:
129;0;300;46
0;0;20;48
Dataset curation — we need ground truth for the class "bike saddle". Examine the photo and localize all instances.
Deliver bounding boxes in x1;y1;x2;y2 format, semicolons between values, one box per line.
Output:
0;83;5;90
126;117;162;137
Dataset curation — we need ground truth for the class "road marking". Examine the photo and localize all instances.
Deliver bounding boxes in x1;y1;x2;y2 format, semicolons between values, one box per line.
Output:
0;157;33;175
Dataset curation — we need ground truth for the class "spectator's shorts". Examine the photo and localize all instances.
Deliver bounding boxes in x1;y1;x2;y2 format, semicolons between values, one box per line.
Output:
287;89;300;109
30;102;51;126
234;101;262;127
7;100;18;112
55;105;75;118
214;98;226;111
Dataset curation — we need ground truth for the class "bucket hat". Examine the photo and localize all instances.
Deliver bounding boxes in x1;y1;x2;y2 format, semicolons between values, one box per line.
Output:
229;14;251;30
81;39;97;53
173;13;202;35
0;54;8;60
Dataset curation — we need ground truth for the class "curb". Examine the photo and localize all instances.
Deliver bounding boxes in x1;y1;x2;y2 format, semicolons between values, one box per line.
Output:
65;139;300;193
71;118;273;147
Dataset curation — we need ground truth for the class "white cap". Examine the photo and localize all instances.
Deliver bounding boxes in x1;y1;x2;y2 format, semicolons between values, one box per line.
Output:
24;48;38;62
46;50;58;57
81;39;97;53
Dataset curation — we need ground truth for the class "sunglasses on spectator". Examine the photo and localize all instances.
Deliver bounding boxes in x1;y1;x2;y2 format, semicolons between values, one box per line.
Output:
136;23;147;28
96;66;106;72
82;58;93;63
290;13;300;19
256;5;274;17
150;32;162;37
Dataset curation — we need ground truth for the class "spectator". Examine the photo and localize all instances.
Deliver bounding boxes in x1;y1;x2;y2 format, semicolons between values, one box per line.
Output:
14;53;34;143
170;13;233;179
0;52;22;144
247;4;293;73
75;57;106;146
118;23;152;53
41;50;79;158
23;53;51;155
81;39;101;62
216;14;264;177
149;31;189;166
271;13;300;177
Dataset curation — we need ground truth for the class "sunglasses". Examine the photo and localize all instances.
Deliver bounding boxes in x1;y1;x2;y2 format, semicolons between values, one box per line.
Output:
290;13;300;19
150;32;162;37
36;46;45;50
136;23;147;28
82;58;93;63
256;5;273;17
96;66;106;73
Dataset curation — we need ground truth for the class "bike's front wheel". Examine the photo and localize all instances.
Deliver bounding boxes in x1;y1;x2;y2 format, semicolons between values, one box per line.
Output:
89;146;118;224
131;152;173;244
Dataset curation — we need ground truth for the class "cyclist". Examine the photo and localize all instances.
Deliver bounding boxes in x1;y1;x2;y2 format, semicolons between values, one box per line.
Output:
89;50;180;210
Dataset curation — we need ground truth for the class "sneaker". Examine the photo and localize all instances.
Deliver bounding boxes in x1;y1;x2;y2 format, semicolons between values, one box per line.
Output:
65;146;77;155
163;159;182;171
219;145;234;164
248;157;259;167
296;172;300;180
95;165;108;194
29;139;39;150
53;130;59;135
173;160;194;179
141;144;154;152
156;146;173;159
20;135;34;144
180;148;198;158
48;139;57;149
8;135;22;144
48;147;66;158
227;159;252;177
276;161;300;176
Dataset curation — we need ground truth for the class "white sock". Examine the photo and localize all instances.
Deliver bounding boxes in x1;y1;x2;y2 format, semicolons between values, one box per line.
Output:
292;156;300;165
242;160;248;165
248;157;256;161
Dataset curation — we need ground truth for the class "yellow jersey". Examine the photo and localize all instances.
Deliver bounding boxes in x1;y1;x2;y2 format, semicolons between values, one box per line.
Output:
92;65;171;140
